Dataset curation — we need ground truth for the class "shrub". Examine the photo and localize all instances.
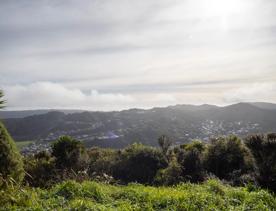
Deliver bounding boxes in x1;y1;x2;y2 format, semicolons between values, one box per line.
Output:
87;147;117;176
177;140;206;183
23;151;56;187
0;122;24;185
158;135;172;159
245;133;276;191
0;90;5;109
154;154;183;185
112;143;167;184
51;136;88;170
204;136;255;181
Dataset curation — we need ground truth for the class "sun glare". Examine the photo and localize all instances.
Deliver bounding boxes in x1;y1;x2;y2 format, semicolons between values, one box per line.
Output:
204;0;245;17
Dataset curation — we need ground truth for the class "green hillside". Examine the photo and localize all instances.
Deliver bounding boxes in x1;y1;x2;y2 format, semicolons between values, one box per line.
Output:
1;179;275;210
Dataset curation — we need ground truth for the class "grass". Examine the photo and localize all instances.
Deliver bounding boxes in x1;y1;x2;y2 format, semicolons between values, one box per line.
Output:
0;179;275;210
15;140;33;150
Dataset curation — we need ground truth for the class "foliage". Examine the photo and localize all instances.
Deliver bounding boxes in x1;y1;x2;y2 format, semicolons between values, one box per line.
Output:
245;133;276;192
87;147;117;176
204;136;255;181
0;179;275;210
0;90;5;109
177;140;206;182
23;151;56;188
158;135;172;158
112;143;167;184
51;136;88;170
0;122;24;185
154;153;183;185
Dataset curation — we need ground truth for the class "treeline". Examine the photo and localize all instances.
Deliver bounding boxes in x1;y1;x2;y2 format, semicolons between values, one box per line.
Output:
1;118;276;192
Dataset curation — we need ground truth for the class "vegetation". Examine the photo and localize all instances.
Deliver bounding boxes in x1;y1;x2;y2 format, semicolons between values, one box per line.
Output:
51;136;88;170
0;90;5;109
1;127;276;210
0;91;24;186
204;136;255;184
1;179;275;210
177;140;206;183
24;151;56;187
111;143;167;184
0;122;25;185
245;133;276;192
1;90;276;210
16;132;275;194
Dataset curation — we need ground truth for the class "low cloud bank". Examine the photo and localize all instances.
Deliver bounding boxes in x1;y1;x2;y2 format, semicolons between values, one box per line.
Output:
223;83;276;103
3;82;177;111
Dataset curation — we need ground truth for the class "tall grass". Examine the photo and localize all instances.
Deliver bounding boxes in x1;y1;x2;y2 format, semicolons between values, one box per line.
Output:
0;179;275;210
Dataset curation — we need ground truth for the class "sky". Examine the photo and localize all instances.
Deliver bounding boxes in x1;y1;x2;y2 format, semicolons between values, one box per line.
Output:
0;0;276;110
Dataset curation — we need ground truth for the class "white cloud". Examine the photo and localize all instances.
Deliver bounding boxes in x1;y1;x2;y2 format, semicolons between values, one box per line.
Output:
3;82;181;110
223;83;276;103
4;82;135;111
0;0;276;109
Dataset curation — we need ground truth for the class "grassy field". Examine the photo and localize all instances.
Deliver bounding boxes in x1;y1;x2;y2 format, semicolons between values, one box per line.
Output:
15;140;33;150
0;179;275;210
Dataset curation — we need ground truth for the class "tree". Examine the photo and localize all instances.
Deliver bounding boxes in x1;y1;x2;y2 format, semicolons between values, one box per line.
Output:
23;151;56;188
245;133;276;191
204;136;255;180
51;136;87;170
112;143;167;184
0;90;5;109
158;135;172;159
87;147;117;176
154;153;183;185
0;122;24;185
0;90;24;185
177;140;206;183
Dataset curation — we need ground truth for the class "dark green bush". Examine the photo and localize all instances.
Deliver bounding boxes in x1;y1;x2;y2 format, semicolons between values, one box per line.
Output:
52;136;88;170
154;154;183;185
0;122;24;185
112;143;167;184
177;140;206;183
87;147;117;176
158;135;172;160
245;133;276;191
204;136;255;181
23;151;56;187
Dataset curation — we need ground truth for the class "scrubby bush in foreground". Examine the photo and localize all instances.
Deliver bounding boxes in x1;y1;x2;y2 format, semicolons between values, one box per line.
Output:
22;133;276;193
177;140;206;183
0;122;24;186
154;153;183;185
52;136;88;170
23;151;56;187
24;137;90;187
112;143;167;184
204;136;255;183
245;133;276;192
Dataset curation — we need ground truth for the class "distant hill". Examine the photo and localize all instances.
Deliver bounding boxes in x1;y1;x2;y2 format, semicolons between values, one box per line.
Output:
2;102;276;148
0;109;84;119
249;102;276;110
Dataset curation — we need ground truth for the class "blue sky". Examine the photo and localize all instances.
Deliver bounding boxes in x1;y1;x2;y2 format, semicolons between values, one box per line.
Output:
1;0;276;110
